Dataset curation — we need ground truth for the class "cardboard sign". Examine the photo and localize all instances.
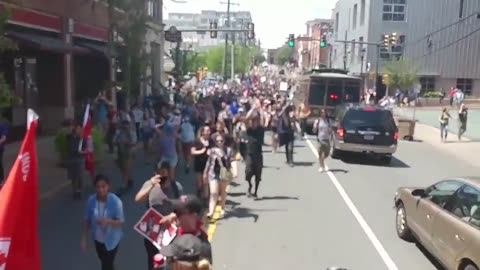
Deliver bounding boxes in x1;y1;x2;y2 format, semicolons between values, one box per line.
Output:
134;208;177;250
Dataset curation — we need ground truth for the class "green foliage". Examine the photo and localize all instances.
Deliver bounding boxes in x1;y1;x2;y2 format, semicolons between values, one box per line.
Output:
54;127;105;165
92;127;105;163
0;9;17;110
201;45;262;76
54;127;71;163
383;59;419;90
274;46;294;65
422;91;443;98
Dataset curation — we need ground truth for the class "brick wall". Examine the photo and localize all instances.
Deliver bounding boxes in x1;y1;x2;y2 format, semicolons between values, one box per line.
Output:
2;0;110;29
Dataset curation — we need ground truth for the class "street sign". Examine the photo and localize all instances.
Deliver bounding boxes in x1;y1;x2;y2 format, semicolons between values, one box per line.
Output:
165;26;182;43
196;30;206;35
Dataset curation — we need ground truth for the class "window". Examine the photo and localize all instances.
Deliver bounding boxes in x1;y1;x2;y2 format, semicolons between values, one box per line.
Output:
457;78;473;95
425;180;463;207
383;0;406;21
353;4;358;29
147;0;159;19
343;109;396;129
360;0;366;25
420;77;435;92
444;185;480;226
459;0;464;18
335;12;340;36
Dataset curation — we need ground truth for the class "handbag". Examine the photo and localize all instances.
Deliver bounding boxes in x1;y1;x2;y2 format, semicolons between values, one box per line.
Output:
218;154;233;182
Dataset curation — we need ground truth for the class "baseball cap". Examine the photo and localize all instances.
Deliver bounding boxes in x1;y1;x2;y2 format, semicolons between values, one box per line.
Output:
171;195;203;216
159;234;211;262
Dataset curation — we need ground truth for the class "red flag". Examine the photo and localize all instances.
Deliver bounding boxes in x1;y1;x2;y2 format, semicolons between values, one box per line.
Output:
0;109;41;270
80;104;94;176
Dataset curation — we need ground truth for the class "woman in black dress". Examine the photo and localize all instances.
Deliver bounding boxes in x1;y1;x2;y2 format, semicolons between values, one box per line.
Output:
190;126;212;200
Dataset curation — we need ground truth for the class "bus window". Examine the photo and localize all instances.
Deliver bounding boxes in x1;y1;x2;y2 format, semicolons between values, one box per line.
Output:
344;80;361;103
326;79;342;106
308;79;326;106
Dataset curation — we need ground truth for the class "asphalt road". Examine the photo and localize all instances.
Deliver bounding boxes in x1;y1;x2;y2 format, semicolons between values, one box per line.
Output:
38;134;478;270
39;150;197;270
211;135;479;270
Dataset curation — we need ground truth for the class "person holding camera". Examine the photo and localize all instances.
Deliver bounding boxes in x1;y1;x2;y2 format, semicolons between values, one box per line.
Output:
135;161;184;270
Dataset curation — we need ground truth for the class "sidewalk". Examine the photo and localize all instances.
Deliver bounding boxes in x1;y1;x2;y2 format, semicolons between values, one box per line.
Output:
4;136;115;200
394;107;480;140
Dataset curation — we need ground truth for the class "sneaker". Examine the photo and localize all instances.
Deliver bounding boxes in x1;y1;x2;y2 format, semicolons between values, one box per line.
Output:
318;167;325;172
219;210;225;218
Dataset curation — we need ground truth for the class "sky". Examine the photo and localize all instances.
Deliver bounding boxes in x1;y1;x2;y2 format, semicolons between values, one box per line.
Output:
164;0;336;49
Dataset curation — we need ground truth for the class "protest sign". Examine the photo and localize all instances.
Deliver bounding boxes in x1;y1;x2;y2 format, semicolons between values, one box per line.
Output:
134;208;177;250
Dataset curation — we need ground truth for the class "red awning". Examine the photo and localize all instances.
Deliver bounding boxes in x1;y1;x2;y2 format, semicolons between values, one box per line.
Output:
6;31;88;54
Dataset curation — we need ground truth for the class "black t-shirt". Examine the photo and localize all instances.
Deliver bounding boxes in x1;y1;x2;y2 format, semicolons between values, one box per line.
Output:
244;127;265;156
193;139;211;169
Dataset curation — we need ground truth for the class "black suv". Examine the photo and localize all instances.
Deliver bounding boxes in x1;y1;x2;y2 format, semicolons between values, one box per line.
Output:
330;104;398;164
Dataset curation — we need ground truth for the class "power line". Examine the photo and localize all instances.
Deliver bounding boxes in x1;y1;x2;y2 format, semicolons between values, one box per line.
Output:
402;11;479;50
420;25;480;58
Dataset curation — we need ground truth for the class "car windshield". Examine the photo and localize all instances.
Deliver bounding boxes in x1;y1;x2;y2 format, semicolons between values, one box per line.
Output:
343;109;395;128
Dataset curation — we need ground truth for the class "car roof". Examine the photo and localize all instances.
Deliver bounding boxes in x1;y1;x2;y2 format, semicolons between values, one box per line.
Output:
310;72;361;80
338;103;389;111
453;177;480;188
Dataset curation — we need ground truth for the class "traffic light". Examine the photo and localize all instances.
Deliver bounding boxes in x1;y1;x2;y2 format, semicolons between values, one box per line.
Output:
390;32;398;46
288;34;295;47
383;34;390;47
382;74;390;85
320;34;327;48
210;21;218;38
247;22;255;39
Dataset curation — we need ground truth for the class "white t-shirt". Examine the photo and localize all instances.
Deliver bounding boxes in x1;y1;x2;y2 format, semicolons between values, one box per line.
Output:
132;108;144;123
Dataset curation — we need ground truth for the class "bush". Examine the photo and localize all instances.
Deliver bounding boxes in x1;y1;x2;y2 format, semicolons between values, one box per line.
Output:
54;126;105;165
422;91;443;98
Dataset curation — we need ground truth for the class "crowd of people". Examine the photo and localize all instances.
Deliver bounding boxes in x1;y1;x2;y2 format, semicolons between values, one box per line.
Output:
66;66;326;270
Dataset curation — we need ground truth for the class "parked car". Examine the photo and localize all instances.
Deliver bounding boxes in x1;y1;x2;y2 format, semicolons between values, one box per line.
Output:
330;104;398;164
394;177;480;270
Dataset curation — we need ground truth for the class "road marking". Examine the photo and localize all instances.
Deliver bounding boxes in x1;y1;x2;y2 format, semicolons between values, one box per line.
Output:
206;185;230;241
305;138;399;270
39;181;70;201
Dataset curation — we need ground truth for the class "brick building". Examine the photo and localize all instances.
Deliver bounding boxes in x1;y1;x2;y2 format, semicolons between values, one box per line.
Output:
0;0;113;136
306;19;333;69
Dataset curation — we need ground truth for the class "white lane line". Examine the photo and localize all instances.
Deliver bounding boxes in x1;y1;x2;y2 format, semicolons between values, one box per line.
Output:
305;138;399;270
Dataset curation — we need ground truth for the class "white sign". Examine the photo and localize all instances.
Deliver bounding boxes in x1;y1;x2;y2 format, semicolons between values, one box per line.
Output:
279;82;288;91
260;76;266;83
414;83;421;94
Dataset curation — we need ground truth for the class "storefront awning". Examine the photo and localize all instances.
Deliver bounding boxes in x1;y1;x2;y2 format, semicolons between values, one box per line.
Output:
76;41;111;57
6;31;88;54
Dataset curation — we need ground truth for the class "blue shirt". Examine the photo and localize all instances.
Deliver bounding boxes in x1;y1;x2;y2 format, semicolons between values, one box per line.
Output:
0;123;8;152
85;193;124;251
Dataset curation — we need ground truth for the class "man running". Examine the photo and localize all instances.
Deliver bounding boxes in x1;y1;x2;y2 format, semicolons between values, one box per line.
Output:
313;109;331;172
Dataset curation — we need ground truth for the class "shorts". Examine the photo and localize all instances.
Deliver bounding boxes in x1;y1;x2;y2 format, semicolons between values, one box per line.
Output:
160;156;178;168
318;143;330;158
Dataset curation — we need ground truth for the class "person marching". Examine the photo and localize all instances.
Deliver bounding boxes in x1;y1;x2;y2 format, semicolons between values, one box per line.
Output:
312;109;332;172
242;115;266;198
278;104;297;166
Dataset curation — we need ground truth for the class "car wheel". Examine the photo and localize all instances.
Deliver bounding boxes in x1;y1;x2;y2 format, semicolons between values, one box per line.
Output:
396;202;413;241
463;264;479;270
380;155;392;165
330;140;340;159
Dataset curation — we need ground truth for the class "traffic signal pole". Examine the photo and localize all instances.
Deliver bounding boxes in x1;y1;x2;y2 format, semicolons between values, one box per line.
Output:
220;0;240;81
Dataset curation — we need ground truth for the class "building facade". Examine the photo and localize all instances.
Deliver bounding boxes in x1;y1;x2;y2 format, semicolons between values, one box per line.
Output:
331;0;480;96
306;19;333;69
165;10;254;51
0;0;112;135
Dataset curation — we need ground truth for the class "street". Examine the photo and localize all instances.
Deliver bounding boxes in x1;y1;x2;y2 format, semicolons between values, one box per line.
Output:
211;135;477;270
37;129;478;270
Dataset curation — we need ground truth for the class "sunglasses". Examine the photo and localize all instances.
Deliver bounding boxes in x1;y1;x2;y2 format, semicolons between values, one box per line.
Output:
216;140;224;143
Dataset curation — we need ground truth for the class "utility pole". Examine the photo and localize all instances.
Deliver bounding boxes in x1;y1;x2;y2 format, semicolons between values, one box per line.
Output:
220;0;240;80
107;0;117;107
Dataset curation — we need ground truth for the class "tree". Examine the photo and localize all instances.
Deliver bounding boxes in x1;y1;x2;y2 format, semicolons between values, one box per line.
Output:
204;46;225;74
383;59;419;91
0;9;17;109
274;45;294;65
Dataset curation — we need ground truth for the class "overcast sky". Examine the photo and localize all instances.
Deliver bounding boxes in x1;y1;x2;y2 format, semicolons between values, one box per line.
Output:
164;0;336;49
